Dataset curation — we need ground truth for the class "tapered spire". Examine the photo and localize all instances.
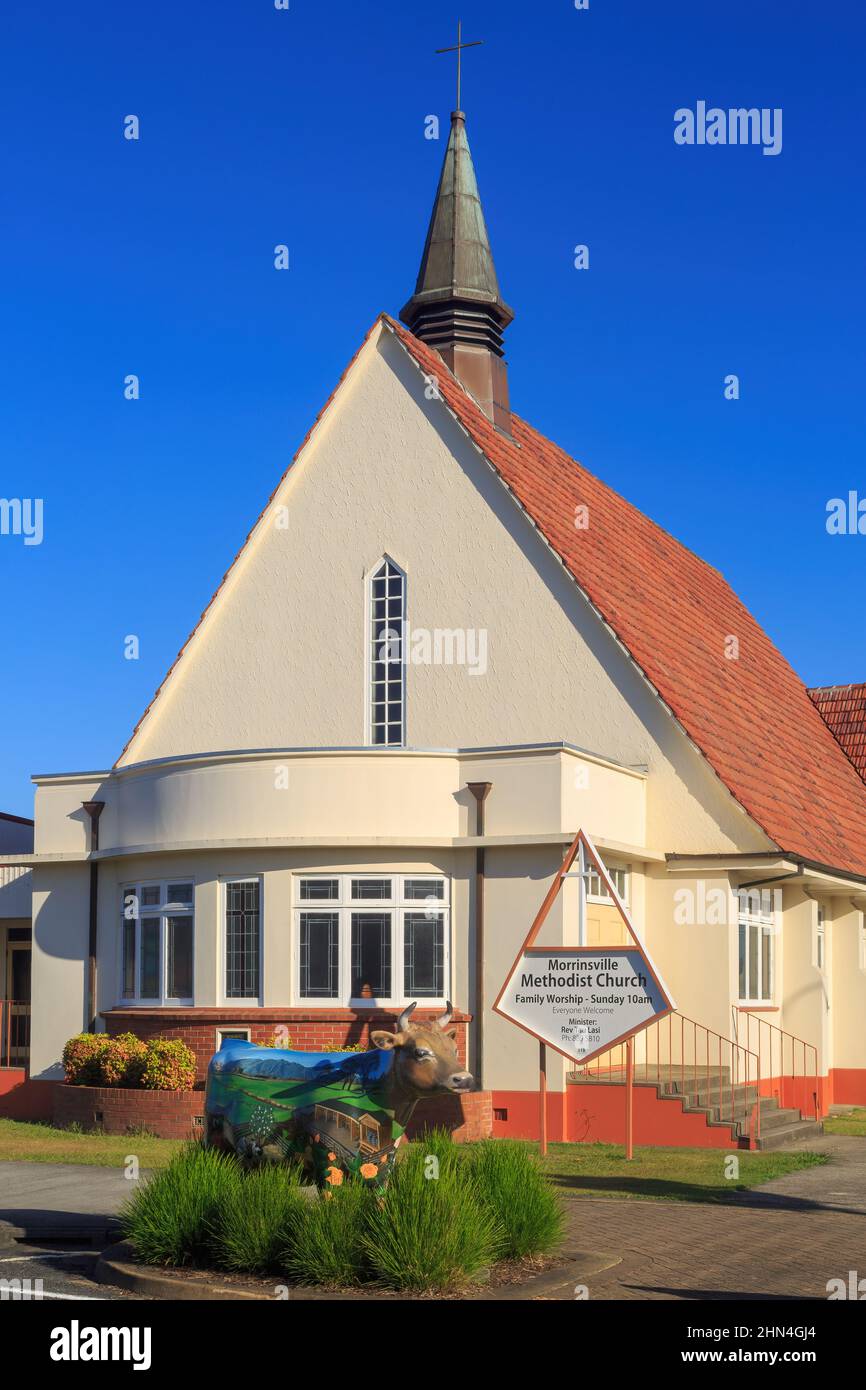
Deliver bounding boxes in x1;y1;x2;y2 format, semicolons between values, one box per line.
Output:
401;110;514;432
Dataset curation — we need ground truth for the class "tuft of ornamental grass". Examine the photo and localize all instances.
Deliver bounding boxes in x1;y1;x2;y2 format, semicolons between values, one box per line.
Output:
120;1142;241;1267
468;1139;564;1259
409;1125;463;1180
283;1179;377;1287
209;1162;307;1273
364;1140;497;1291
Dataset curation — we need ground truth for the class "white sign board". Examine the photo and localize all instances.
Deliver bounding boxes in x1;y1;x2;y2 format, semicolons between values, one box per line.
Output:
496;947;670;1064
493;830;674;1065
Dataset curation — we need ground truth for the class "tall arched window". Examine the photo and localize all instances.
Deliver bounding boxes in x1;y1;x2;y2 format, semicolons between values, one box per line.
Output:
368;558;406;746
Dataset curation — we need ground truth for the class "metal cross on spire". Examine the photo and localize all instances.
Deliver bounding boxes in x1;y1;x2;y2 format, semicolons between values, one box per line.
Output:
435;19;483;112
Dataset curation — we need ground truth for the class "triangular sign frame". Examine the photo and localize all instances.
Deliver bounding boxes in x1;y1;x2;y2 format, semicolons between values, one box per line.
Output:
492;828;676;1066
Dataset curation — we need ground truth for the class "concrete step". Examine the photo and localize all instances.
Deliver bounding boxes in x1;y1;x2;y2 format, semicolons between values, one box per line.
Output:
755;1118;824;1151
758;1105;809;1133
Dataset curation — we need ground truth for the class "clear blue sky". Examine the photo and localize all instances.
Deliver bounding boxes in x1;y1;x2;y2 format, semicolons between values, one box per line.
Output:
1;1;864;816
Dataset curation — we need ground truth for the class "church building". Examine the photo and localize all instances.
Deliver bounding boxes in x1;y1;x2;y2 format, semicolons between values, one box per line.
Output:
3;103;866;1148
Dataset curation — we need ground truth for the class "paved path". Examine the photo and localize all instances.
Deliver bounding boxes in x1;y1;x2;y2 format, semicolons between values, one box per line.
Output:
564;1136;866;1301
2;1140;865;1301
0;1161;137;1243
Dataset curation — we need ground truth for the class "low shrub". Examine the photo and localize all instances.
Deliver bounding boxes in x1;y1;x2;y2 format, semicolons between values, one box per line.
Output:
62;1033;110;1086
469;1139;564;1259
62;1032;196;1091
100;1033;149;1088
139;1038;196;1092
364;1140;497;1290
284;1180;376;1287
120;1143;241;1267
210;1163;306;1273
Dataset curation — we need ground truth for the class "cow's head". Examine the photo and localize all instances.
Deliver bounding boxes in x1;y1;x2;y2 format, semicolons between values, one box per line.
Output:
370;1002;473;1096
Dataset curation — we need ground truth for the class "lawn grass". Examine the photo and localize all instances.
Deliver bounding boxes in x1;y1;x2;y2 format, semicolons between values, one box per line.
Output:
824;1108;866;1137
0;1117;185;1168
0;1119;830;1205
537;1141;827;1202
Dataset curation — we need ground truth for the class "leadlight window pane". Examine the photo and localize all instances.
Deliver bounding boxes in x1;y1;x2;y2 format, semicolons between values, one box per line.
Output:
167;916;193;998
140;918;160;998
167;883;194;905
404;912;444;997
370;559;405;747
226;880;260;999
299;879;339;901
351;912;391;998
299;912;339;998
351;878;392;900
761;928;772;1000
404;879;445;901
122;919;136;997
748;923;759;1000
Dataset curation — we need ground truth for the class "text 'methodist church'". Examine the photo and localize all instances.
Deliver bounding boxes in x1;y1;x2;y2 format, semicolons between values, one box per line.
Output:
3;96;866;1147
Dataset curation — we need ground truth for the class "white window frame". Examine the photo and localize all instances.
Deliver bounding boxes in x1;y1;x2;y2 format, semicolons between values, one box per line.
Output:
222;876;264;1006
292;873;450;1008
814;903;826;973
119;879;195;1006
365;556;407;748
737;891;776;1005
585;862;630;906
216;1027;251;1050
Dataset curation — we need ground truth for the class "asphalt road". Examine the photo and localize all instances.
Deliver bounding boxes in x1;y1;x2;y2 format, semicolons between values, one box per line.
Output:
0;1240;142;1301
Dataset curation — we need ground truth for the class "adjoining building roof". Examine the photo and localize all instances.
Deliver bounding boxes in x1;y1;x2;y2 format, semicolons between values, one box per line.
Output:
809;684;866;785
386;316;866;878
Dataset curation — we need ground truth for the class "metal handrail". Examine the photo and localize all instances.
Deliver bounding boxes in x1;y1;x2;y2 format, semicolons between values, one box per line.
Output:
0;999;31;1069
573;1010;762;1144
732;1008;819;1121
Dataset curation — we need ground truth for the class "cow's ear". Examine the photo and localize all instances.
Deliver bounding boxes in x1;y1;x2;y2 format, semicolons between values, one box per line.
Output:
370;1030;401;1050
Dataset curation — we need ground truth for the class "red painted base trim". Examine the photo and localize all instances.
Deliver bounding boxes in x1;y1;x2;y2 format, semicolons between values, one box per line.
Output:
829;1068;866;1107
492;1085;745;1149
0;1072;55;1121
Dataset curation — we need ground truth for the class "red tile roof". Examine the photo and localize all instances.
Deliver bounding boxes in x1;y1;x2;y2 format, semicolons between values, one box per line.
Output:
388;316;866;878
809;685;866;785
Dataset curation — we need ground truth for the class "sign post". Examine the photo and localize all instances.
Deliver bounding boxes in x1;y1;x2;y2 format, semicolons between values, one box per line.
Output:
494;829;675;1154
539;1041;548;1157
625;1036;634;1160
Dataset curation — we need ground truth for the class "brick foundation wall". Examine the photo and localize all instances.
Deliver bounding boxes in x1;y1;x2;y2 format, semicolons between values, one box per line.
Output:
406;1090;493;1143
100;1008;490;1142
103;1008;471;1083
54;1083;203;1140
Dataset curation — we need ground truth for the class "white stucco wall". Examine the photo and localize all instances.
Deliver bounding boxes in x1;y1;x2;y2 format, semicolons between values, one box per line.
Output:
118;323;769;861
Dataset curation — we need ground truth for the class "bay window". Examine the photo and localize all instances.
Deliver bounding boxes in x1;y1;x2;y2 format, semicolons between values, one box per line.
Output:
120;881;194;1004
294;874;449;1006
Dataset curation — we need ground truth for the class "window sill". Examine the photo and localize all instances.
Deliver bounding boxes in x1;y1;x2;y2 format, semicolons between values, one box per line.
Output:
735;1003;779;1012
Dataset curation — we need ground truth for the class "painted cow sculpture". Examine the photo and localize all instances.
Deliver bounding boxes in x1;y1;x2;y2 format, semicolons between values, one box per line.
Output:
203;1003;472;1190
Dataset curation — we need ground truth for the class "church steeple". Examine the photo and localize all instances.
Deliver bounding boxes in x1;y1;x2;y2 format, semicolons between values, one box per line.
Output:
400;108;514;433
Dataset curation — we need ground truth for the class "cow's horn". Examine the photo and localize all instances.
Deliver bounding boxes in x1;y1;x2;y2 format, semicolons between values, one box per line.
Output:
397;1002;417;1032
434;1001;453;1028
